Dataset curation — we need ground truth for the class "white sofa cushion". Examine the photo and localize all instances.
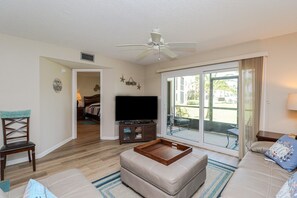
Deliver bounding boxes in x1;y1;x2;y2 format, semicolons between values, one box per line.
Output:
8;169;100;198
221;149;294;198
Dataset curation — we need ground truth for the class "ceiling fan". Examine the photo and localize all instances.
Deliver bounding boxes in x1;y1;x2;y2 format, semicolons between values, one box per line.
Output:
116;28;197;60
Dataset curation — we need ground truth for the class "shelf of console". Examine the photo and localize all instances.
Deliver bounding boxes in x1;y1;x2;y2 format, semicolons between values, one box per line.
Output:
119;122;156;144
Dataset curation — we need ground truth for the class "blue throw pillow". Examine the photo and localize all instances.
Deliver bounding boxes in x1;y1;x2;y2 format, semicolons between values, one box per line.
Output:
276;172;297;197
265;135;297;172
0;180;10;192
23;179;57;198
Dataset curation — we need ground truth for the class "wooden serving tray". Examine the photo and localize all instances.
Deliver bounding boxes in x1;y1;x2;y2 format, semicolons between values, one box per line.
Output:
134;138;192;166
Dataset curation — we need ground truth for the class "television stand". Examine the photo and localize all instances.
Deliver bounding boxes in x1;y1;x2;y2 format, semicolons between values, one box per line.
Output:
122;120;154;125
123;121;134;125
119;121;156;144
137;120;154;124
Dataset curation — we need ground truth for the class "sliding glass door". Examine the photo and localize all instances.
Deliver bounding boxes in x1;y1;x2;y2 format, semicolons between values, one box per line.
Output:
162;62;239;154
166;75;200;142
203;70;239;150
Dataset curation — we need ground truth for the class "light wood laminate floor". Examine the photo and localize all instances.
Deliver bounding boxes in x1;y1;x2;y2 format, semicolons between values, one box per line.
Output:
5;122;239;189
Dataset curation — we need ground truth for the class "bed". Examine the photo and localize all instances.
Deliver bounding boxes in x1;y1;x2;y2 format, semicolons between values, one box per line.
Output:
83;94;100;121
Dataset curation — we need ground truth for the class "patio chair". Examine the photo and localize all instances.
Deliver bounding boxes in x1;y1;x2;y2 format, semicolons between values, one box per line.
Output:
167;114;174;135
174;117;191;131
226;125;239;148
0;110;36;180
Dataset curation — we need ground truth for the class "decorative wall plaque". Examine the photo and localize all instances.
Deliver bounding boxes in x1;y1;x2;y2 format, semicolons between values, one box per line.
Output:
120;74;141;90
94;84;100;91
53;78;62;93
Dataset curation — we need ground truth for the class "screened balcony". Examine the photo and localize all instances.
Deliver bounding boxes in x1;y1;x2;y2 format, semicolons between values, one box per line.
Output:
167;104;239;150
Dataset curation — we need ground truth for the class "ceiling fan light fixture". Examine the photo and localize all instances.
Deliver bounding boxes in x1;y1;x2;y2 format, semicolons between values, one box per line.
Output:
152;28;160;34
116;28;196;61
152;46;159;50
151;32;162;43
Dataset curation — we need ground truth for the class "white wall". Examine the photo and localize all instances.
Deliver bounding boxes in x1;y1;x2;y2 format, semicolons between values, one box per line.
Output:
115;69;145;96
0;33;145;164
145;32;297;135
108;67;146;138
77;73;100;106
40;58;72;153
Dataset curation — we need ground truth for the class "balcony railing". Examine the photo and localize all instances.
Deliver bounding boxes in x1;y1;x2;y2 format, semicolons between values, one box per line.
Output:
174;104;238;125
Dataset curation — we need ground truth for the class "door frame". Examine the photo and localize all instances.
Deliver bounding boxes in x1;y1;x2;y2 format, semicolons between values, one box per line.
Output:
72;69;103;139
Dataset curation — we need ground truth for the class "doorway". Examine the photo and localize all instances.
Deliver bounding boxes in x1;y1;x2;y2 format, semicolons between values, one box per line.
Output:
72;69;102;140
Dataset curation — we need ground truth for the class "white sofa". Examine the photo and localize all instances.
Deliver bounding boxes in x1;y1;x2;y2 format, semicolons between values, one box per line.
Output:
0;169;100;198
221;141;293;198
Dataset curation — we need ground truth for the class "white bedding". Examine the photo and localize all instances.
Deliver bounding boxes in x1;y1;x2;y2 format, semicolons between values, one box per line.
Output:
85;103;100;116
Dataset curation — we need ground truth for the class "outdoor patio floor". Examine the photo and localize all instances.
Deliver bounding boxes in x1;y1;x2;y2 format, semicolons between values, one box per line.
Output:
167;128;239;151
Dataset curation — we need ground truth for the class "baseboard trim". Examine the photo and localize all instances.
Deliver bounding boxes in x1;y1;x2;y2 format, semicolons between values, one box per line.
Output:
6;137;73;166
101;136;119;140
37;137;72;159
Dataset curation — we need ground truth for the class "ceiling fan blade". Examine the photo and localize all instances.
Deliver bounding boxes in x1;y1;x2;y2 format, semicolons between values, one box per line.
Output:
137;49;153;60
151;32;161;43
116;44;148;47
160;47;177;59
166;42;197;49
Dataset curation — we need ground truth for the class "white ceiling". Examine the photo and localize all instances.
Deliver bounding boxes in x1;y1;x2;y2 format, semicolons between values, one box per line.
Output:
1;1;297;65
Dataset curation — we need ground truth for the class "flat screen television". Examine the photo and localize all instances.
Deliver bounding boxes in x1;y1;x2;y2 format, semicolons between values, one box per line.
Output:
115;96;158;121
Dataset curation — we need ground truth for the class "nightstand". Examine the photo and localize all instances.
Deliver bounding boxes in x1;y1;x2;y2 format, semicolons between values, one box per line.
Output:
256;131;284;142
77;107;84;120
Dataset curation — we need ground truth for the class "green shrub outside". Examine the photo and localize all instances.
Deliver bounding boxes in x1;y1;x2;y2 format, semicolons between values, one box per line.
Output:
187;100;199;105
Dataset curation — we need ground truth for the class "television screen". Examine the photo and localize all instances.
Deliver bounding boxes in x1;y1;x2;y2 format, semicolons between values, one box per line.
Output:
115;96;158;121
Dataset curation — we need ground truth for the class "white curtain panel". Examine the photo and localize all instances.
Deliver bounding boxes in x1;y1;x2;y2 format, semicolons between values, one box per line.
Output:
239;57;263;159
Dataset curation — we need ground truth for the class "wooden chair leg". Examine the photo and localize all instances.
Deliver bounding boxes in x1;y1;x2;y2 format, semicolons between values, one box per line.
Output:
3;156;6;169
0;153;4;181
32;148;36;172
28;150;31;162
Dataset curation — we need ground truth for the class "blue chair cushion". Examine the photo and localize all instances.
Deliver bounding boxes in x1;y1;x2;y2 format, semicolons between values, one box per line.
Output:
0;110;31;119
0;180;10;192
265;135;297;171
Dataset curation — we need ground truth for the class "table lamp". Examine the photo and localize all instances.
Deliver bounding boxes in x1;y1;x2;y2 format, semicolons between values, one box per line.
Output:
77;91;82;107
288;93;297;139
287;93;297;110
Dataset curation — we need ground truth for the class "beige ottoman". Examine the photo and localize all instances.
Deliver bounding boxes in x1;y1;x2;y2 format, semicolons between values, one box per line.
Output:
120;149;207;198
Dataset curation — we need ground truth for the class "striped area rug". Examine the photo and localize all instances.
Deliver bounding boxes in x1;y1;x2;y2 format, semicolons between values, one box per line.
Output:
93;159;236;198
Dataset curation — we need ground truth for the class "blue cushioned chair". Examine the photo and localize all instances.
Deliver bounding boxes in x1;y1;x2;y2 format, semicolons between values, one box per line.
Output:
0;110;36;180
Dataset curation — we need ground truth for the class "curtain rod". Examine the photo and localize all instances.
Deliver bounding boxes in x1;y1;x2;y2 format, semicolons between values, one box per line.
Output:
156;51;268;73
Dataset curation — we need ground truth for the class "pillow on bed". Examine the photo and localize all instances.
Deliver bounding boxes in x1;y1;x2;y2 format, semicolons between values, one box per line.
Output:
265;135;297;172
89;103;100;107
